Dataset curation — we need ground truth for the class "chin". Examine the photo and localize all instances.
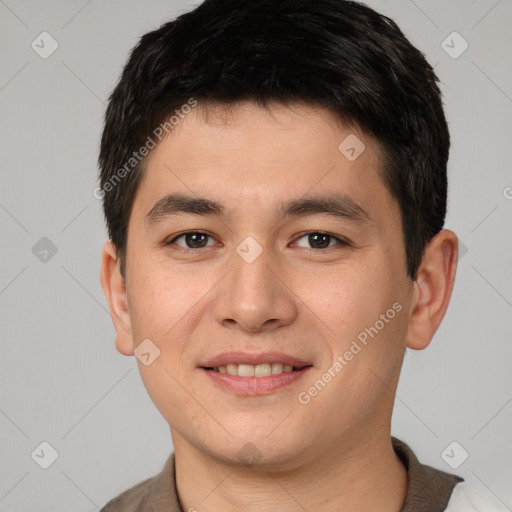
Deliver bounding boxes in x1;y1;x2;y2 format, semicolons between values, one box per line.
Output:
196;426;312;472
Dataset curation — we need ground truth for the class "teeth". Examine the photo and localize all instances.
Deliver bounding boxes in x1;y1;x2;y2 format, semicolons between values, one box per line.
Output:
227;364;238;376
271;363;283;375
214;363;297;377
254;363;270;377
238;364;255;377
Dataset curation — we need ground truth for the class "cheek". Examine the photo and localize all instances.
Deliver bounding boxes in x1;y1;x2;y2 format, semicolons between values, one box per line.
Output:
126;268;203;420
127;265;196;345
296;263;387;333
297;258;407;378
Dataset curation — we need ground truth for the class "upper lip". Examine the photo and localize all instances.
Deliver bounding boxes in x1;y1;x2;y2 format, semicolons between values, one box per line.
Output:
200;352;313;368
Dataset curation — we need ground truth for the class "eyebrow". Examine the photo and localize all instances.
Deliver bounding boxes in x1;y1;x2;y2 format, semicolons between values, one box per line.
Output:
145;192;371;227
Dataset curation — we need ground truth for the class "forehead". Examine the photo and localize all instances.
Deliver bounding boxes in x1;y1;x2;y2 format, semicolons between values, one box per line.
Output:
133;100;399;226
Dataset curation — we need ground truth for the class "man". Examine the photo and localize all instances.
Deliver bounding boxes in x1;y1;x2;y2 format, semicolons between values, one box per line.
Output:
97;0;499;510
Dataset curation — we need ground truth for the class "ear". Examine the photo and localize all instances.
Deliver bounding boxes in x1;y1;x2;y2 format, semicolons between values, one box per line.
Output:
405;229;459;350
100;241;135;356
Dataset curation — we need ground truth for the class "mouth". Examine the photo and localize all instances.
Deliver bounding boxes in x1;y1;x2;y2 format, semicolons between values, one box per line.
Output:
198;352;313;396
202;363;311;377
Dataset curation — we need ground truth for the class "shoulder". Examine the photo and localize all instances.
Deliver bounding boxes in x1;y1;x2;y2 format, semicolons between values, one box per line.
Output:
99;474;156;512
99;453;177;512
445;481;511;512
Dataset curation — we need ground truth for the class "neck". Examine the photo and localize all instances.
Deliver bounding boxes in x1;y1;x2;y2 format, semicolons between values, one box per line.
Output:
172;429;407;512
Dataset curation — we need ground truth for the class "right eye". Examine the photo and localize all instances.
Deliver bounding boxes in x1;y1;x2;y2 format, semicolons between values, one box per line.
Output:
165;231;217;250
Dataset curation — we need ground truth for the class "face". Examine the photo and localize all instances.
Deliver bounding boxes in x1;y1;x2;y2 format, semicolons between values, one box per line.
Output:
106;101;418;469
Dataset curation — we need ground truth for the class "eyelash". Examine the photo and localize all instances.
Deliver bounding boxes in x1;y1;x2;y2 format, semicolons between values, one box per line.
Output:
164;231;350;252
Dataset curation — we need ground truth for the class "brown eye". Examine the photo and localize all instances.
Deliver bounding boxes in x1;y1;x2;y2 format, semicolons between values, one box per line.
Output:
294;231;349;250
167;231;214;249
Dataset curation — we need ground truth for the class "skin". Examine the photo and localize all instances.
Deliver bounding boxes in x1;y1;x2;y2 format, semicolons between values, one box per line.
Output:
101;100;458;511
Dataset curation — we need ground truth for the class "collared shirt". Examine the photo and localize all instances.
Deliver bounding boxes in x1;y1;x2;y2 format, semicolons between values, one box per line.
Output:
100;437;463;512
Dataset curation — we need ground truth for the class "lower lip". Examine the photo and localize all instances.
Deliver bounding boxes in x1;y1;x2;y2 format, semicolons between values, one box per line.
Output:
201;367;312;396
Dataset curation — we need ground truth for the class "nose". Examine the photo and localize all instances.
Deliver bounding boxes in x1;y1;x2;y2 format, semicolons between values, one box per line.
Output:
212;244;298;334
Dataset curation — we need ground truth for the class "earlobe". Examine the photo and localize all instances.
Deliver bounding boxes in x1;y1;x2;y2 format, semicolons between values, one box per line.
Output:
100;241;135;356
405;230;459;351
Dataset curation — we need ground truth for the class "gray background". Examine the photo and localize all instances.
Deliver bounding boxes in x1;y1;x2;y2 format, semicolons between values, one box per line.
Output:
0;0;511;510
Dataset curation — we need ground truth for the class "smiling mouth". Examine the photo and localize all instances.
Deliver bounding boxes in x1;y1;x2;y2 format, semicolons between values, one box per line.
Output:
202;363;312;377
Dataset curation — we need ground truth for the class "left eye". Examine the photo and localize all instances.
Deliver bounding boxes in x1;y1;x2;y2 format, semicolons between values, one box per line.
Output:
293;232;347;250
167;232;215;249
